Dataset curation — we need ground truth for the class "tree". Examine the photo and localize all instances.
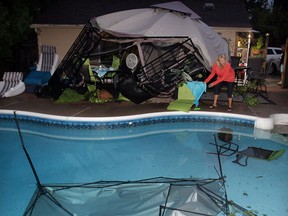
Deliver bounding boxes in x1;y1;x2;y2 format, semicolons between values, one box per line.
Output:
274;0;288;10
0;0;56;72
245;0;288;46
0;1;33;60
270;0;288;45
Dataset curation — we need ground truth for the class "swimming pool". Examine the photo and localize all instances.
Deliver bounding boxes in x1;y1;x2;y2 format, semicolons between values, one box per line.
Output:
0;110;287;215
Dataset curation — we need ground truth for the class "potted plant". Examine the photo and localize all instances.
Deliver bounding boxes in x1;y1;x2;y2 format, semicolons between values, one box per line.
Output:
251;36;264;56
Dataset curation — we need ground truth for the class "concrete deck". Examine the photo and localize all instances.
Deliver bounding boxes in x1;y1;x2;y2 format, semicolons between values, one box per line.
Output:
1;75;287;118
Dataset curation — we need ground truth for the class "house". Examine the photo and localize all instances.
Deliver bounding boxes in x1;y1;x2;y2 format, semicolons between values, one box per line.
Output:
31;0;252;65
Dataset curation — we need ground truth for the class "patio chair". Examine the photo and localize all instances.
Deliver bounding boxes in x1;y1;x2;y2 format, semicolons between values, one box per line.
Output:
24;45;58;92
36;45;58;74
208;132;285;167
232;147;285;166
0;72;25;97
246;57;270;98
230;56;241;68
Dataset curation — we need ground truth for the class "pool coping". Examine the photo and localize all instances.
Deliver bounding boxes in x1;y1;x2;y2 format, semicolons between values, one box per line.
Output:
2;109;287;134
1;109;258;121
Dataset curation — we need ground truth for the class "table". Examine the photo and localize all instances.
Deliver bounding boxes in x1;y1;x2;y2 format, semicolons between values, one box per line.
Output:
233;66;251;99
233;66;251;86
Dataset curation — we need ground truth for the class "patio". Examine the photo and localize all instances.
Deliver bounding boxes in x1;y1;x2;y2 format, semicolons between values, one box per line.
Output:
0;75;287;119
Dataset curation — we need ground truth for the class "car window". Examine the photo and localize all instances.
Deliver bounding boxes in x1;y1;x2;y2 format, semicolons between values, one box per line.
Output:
275;49;283;55
267;49;274;55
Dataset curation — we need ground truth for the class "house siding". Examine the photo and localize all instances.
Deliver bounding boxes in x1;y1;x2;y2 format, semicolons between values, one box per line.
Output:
33;25;84;63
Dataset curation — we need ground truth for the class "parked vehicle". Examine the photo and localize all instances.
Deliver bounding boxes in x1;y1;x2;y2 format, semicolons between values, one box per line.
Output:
266;47;283;74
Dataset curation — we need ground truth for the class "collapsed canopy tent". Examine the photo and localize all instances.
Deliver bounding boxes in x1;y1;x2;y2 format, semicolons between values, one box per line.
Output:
45;1;228;101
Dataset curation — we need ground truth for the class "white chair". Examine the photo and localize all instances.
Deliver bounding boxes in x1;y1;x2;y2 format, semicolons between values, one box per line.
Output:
36;45;59;75
0;72;25;97
24;45;59;92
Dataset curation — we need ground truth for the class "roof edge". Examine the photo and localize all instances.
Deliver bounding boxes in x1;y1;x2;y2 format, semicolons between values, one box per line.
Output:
30;24;85;28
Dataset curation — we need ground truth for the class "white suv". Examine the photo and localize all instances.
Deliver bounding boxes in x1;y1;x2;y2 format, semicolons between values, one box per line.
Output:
266;47;283;74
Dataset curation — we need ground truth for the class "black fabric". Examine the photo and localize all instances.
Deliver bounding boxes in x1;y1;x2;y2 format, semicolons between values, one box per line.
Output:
46;75;66;99
214;81;234;98
230;56;241;68
116;76;153;104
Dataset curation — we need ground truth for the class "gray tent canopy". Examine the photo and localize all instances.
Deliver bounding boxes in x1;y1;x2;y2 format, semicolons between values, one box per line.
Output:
151;1;201;18
95;1;228;67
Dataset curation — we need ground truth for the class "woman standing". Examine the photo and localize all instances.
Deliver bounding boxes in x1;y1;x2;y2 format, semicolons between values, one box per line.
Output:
204;54;235;111
278;45;285;85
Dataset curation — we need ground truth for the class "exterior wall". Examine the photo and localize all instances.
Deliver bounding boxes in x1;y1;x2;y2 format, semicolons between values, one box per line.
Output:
213;27;251;58
33;25;84;65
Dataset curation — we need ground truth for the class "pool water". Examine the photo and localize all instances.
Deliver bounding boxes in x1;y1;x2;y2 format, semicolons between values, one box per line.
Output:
0;111;287;215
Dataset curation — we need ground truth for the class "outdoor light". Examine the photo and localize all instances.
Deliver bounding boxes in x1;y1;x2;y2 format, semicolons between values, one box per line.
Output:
237;40;241;47
246;33;252;66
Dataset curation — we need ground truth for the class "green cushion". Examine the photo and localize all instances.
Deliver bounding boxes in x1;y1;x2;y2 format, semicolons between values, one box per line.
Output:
268;149;285;161
83;58;96;82
55;88;84;103
178;83;196;100
167;99;194;112
87;84;96;92
112;55;120;69
117;93;130;101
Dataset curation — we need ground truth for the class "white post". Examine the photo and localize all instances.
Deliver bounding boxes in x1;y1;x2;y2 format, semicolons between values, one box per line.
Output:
242;33;252;84
246;33;251;66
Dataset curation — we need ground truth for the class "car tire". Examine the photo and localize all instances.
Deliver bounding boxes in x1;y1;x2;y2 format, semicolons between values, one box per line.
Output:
268;63;278;75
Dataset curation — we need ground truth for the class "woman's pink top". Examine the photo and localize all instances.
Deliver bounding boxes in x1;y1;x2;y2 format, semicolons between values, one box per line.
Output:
204;62;235;86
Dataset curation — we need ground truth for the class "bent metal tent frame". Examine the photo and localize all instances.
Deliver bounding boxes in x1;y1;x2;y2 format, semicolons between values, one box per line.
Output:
45;2;228;102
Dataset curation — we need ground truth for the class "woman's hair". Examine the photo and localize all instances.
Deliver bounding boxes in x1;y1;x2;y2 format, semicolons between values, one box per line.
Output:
218;54;227;60
216;54;227;67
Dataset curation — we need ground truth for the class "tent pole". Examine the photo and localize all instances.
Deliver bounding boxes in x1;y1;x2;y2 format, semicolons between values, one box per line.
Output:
14;111;74;216
14;111;41;187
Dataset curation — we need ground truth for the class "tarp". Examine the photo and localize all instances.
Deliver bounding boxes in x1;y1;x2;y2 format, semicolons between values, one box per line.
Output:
95;1;229;69
24;178;226;216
